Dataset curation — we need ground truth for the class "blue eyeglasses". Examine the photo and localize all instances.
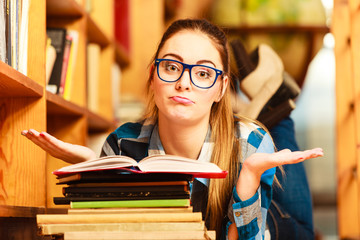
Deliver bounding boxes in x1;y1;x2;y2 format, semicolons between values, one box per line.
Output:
155;59;223;89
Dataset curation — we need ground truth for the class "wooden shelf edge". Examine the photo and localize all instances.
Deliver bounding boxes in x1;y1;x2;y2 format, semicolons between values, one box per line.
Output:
0;61;43;97
0;205;67;218
115;41;130;68
86;109;118;132
46;0;84;18
87;14;111;48
225;25;330;34
46;91;85;116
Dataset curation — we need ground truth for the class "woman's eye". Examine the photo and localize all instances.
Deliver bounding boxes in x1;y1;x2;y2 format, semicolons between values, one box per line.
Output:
197;70;211;79
165;63;180;72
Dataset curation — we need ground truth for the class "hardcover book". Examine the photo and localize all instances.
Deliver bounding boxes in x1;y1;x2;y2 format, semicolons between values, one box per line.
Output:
46;27;67;94
53;154;228;179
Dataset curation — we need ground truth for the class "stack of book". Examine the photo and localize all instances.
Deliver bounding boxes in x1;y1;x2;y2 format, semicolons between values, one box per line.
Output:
37;154;225;239
52;154;227;209
37;207;216;240
54;172;193;209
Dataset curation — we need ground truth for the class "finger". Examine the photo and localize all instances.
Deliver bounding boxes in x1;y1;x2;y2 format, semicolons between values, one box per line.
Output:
23;129;65;157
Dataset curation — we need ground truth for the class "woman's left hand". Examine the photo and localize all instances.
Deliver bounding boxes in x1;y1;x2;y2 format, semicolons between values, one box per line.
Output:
236;148;323;201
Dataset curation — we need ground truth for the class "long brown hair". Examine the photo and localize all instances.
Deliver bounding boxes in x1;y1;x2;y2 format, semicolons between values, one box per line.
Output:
144;19;241;236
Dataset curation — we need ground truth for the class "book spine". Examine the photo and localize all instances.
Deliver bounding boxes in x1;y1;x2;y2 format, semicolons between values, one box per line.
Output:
63;30;79;101
58;35;72;95
5;0;10;66
67;207;194;214
70;199;190;209
37;212;202;224
63;231;214;240
0;0;6;63
47;28;67;94
63;185;188;194
38;221;205;235
18;0;29;75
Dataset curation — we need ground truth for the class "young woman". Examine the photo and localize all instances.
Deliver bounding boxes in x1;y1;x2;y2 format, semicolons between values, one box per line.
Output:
22;19;323;239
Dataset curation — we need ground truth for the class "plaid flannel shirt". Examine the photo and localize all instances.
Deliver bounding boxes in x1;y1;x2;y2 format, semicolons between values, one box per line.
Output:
100;117;275;240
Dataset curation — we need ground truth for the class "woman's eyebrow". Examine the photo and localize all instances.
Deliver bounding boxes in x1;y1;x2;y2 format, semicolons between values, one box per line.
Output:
197;60;216;68
161;53;183;61
161;53;217;67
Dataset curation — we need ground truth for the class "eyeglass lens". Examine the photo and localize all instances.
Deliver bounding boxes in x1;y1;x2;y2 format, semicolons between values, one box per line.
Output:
158;60;217;88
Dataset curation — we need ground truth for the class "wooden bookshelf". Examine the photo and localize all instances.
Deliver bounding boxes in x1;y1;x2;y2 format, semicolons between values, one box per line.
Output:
0;61;43;97
46;91;84;116
87;15;111;48
0;1;130;233
46;0;84;17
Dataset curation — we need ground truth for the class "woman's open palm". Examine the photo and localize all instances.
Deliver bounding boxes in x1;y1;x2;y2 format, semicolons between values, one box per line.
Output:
244;148;324;176
21;129;97;164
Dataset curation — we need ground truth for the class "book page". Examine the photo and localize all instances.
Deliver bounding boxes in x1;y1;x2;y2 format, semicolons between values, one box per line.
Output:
138;154;222;173
53;155;138;175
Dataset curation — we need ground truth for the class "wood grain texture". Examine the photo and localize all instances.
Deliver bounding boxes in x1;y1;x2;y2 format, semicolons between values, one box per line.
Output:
334;0;360;237
46;116;87;208
0;98;46;207
0;62;43;97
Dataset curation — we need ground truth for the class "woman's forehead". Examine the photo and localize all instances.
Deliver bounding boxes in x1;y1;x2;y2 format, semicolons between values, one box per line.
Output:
158;30;222;66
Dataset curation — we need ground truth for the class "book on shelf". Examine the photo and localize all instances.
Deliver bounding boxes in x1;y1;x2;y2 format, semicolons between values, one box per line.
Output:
10;0;18;70
0;0;6;63
18;0;29;75
87;43;101;113
59;35;72;95
63;29;79;101
0;0;30;71
5;0;10;65
46;27;67;94
53;154;228;179
111;63;121;119
45;38;57;84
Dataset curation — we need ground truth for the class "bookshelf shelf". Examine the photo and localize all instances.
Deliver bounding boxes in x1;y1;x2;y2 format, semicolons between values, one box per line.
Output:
224;25;330;34
87;15;111;48
0;62;43;97
46;0;84;18
46;91;84;116
87;109;118;132
115;41;130;68
0;205;67;218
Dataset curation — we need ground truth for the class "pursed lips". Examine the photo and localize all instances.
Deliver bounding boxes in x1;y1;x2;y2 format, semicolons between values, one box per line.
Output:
170;96;195;105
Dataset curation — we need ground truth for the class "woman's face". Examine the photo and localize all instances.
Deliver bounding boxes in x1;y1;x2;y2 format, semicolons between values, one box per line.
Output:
151;30;228;126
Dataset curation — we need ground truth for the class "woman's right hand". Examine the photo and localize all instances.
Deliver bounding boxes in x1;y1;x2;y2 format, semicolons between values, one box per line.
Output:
21;129;97;164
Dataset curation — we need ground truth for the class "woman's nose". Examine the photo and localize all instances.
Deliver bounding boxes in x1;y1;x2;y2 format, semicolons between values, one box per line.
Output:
175;69;192;90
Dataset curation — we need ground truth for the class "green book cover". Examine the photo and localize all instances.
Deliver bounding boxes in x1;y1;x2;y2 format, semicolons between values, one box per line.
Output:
70;199;190;209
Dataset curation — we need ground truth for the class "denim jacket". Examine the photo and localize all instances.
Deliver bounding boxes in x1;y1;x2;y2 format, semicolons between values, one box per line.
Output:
100;117;275;239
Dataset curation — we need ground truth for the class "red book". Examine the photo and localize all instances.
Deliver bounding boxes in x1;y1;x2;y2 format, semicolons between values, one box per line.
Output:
59;35;72;95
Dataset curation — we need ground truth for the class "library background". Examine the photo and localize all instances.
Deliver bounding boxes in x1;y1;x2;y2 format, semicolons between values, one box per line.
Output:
0;0;359;239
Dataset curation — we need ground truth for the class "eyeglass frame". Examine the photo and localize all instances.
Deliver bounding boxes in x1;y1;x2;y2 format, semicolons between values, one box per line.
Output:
154;58;223;89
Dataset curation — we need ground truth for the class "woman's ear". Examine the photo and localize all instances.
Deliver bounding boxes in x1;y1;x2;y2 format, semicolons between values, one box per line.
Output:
215;75;229;102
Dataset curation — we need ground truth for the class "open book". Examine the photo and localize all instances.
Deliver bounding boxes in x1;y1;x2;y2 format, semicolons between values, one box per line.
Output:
53;154;228;179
